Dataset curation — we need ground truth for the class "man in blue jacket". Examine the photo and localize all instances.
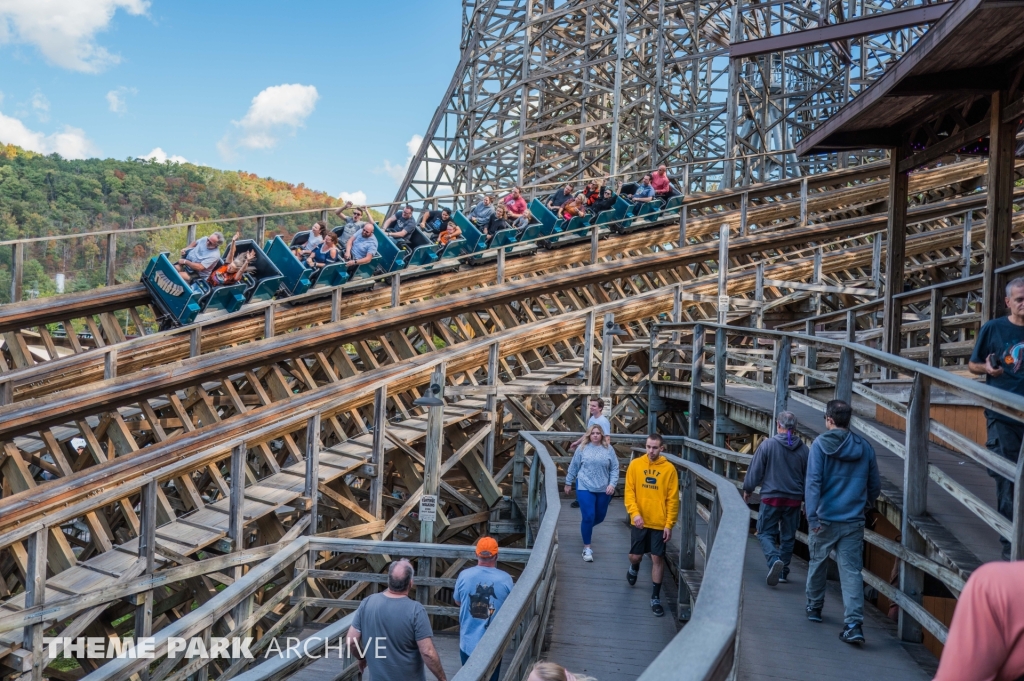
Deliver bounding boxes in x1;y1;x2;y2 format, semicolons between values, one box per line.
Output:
804;399;880;646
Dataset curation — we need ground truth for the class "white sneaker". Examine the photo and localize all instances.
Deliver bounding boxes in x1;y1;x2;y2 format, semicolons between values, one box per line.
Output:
582;548;594;562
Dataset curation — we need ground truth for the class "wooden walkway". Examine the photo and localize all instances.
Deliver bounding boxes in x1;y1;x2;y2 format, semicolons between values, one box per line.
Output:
722;386;1001;566
738;536;933;680
545;497;681;681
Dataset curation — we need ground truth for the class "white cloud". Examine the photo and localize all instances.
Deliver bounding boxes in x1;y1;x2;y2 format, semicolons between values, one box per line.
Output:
218;84;319;156
30;92;48;121
141;147;186;164
338;190;367;205
0;0;150;73
378;134;423;185
0;111;98;158
106;86;135;114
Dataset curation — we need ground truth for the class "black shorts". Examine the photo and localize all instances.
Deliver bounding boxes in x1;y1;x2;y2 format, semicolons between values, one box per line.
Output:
630;527;666;557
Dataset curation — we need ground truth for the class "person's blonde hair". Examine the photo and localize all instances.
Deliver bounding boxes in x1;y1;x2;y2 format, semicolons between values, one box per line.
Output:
586;424;609;446
527;662;596;681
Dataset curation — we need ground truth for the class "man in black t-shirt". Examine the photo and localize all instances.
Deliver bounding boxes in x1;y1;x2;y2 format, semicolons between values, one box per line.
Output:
969;277;1024;560
420;208;452;236
545;183;575;211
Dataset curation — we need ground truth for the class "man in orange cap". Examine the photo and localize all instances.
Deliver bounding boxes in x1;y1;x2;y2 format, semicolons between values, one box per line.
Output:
454;537;514;681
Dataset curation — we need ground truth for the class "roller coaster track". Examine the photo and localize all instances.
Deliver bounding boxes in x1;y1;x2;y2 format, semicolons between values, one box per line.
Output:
0;153;1020;679
0;157;997;405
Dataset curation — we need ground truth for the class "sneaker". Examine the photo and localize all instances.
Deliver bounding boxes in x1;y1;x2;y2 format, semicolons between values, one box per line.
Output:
582;548;594;562
767;559;784;587
570;500;579;508
627;567;638;586
840;623;865;645
806;607;823;623
651;599;665;617
780;568;790;584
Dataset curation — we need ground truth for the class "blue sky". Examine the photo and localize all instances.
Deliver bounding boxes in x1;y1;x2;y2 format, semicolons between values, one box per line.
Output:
0;0;463;204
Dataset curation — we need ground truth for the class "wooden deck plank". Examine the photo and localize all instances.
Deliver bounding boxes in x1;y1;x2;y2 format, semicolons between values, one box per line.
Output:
545;497;680;681
738;536;933;680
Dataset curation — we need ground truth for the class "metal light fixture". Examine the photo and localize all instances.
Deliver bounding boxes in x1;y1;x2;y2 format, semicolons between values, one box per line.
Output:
414;383;444;408
604;321;628;336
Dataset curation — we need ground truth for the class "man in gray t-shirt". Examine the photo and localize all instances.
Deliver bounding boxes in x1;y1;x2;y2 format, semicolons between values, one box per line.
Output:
347;559;447;681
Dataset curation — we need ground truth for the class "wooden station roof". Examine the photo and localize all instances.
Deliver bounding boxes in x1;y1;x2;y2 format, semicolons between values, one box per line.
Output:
797;0;1024;155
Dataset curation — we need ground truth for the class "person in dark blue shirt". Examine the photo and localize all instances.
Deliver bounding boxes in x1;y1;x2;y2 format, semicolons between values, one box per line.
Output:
969;277;1024;560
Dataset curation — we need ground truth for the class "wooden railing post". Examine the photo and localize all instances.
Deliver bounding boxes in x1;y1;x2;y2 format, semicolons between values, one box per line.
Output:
229;443;246;577
186;223;197;245
1012;448;1024;561
677;468;696;621
264;304;275;339
189;326;201;358
331;287;341;323
484;342;500;472
962;211;973;279
835;310;855;403
773;337;791;424
255;215;266;246
717;223;729;325
10;242;23;303
135;479;157;679
420;362;445;543
900;373;930;643
687;325;705;462
304;414;321;535
391;272;401;308
799;177;808;227
812;247;823;316
871;234;883;290
371;387;386;518
496;245;505;284
600;313;615;401
590;223;599;264
712;328;727;458
739;191;749;236
106;229;118;286
678;204;687;247
928;287;942;368
104;348;117;380
805;319;817;389
579;310;596;423
23;528;46;681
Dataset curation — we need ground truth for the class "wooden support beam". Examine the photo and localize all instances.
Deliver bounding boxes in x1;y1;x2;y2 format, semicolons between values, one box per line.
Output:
484;341;499;472
370;386;386;520
228;443;246;572
23;528;47;681
687;325;705;463
984;90;1016;323
900;373;929;643
883;146;909;359
773;337;791;424
134;479;157;666
305;414;321;535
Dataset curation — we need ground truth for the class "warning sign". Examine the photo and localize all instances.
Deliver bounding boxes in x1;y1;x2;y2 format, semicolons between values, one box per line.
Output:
718;295;730;311
419;495;438;522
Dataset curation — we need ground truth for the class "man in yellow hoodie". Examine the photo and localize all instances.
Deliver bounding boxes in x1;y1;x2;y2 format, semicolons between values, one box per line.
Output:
625;432;679;617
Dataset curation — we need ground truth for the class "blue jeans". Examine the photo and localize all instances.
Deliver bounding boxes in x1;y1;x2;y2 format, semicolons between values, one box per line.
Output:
460;649;500;681
755;502;801;572
986;417;1021;560
806;520;865;625
806;518;864;622
576;488;611;545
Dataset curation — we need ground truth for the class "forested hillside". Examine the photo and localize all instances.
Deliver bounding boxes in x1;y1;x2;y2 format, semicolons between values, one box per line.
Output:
0;143;355;302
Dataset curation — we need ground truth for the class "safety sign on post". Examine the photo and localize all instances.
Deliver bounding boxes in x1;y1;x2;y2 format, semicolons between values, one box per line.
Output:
419;495;437;522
